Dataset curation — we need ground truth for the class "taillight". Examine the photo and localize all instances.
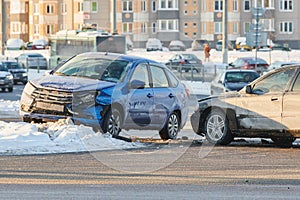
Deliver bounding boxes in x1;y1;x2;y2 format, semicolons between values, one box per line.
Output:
180;60;186;65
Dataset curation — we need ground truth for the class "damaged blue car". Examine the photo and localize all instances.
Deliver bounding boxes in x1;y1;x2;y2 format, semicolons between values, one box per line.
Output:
20;52;190;139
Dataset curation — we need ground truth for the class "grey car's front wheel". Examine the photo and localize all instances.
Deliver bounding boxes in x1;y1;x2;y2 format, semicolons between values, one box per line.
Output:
101;108;122;136
159;112;180;140
204;110;233;145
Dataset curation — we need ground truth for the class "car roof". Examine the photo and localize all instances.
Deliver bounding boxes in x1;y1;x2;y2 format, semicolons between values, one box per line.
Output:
76;52;161;65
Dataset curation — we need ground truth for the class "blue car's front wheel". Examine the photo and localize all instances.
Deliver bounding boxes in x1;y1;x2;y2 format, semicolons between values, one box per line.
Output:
101;108;122;136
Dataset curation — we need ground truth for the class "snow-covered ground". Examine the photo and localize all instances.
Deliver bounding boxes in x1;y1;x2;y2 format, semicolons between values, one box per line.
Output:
0;49;299;155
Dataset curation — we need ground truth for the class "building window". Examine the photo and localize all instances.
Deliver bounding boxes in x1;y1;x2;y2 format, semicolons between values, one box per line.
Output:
184;23;188;28
123;1;133;12
141;23;147;33
184;10;188;15
152;0;156;12
46;4;54;14
184;1;188;6
123;23;133;33
202;23;206;34
233;0;238;11
258;0;274;8
244;22;251;33
244;0;251;12
91;2;98;12
214;22;222;34
193;10;197;15
280;22;293;33
233;22;238;33
11;22;21;34
34;24;39;34
261;18;274;31
193;1;197;5
202;0;206;11
280;0;293;11
34;4;39;14
159;20;178;31
78;2;83;12
141;1;147;11
214;0;223;11
46;24;55;34
159;0;178;9
152;22;157;33
61;3;67;14
193;23;197;28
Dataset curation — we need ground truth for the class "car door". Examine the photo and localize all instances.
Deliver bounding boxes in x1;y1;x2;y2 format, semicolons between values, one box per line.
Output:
282;70;300;134
149;65;175;127
227;69;296;130
125;63;155;128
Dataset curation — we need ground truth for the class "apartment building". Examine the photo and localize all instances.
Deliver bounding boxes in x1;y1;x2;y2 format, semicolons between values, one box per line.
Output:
1;0;300;51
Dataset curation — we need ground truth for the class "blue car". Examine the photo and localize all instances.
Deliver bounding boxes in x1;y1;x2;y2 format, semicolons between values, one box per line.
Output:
20;52;189;139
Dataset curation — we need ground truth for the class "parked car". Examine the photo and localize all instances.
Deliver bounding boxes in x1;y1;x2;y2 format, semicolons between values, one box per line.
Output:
146;38;163;51
268;61;300;71
0;64;13;92
17;53;48;69
0;60;28;84
210;70;260;95
228;57;269;74
31;39;48;50
20;52;190;140
191;65;300;147
168;40;186;51
165;53;203;73
191;39;208;51
6;38;24;50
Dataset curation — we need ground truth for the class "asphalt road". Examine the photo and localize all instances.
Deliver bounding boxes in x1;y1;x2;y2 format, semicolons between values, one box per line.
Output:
0;84;24;101
0;143;300;199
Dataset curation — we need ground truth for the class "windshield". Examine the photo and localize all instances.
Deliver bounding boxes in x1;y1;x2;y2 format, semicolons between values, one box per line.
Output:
0;65;8;71
54;55;131;83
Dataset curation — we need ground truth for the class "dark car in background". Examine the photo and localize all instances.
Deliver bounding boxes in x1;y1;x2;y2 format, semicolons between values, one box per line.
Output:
165;53;203;73
268;61;300;71
20;52;190;140
17;53;48;69
0;60;28;84
210;70;260;95
0;64;13;92
191;65;300;147
229;57;269;74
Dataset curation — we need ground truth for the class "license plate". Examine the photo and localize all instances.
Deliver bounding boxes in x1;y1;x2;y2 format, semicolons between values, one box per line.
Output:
36;102;64;112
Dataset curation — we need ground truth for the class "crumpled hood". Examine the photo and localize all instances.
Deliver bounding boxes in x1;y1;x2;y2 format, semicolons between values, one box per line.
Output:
30;75;116;91
0;71;10;78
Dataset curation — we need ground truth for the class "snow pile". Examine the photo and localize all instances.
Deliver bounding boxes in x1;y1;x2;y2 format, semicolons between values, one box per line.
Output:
0;118;144;155
0;100;20;119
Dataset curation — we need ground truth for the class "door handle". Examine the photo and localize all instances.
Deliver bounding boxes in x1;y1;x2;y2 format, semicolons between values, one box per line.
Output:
169;93;175;98
147;93;153;98
271;97;279;101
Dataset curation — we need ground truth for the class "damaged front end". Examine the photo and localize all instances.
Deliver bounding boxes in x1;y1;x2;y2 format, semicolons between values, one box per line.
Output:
20;81;109;127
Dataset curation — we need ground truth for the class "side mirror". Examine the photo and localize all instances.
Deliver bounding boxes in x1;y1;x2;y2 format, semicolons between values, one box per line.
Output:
245;85;252;94
130;79;145;89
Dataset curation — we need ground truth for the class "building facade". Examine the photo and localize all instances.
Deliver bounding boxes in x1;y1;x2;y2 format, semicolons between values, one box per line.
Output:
1;0;300;51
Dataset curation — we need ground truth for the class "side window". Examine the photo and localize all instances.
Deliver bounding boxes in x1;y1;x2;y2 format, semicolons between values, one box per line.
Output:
150;65;169;88
252;68;296;94
130;64;150;88
292;72;300;92
165;70;178;88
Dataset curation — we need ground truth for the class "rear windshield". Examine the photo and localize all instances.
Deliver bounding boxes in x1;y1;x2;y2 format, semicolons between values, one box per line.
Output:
55;55;131;83
246;58;267;64
226;72;259;83
2;62;22;69
28;54;43;57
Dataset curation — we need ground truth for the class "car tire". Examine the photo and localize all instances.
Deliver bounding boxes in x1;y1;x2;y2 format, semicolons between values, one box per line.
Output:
271;137;295;148
101;107;122;136
159;112;180;140
204;109;233;145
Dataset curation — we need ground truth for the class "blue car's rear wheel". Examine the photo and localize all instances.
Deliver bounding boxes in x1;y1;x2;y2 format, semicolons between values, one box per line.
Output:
159;112;180;140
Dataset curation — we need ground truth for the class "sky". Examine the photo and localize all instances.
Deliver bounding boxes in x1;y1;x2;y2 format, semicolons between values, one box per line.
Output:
0;48;299;156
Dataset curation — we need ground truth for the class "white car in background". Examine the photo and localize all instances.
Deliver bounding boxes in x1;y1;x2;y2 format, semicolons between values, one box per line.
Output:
17;53;48;70
146;38;163;51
